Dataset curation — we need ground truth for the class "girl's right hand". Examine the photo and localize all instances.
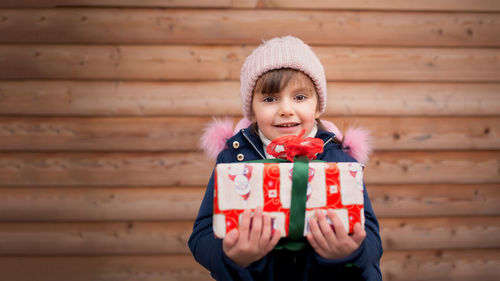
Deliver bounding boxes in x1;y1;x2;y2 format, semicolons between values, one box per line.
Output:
222;207;281;268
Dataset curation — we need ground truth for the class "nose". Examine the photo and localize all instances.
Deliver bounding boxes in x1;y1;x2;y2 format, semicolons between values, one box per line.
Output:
278;98;294;116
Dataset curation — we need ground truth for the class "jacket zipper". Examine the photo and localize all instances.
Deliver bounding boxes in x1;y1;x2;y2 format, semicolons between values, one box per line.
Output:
241;130;266;159
323;136;334;147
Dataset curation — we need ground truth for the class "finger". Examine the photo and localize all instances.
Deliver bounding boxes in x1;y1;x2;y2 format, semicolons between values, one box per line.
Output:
265;229;282;252
238;209;251;242
328;209;348;238
308;213;329;250
249;207;263;244
306;233;325;257
351;223;366;245
260;213;272;244
306;233;317;249
222;229;239;252
317;209;337;243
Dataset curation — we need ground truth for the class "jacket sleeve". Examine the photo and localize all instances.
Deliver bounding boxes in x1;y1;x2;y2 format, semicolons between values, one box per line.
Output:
314;145;383;281
188;153;268;281
313;185;383;281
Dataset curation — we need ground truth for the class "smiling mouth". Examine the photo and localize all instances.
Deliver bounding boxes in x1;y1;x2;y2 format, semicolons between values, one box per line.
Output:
274;123;300;128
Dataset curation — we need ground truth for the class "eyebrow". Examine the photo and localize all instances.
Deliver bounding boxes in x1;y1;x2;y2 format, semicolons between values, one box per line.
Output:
258;91;278;96
292;86;314;94
257;86;314;94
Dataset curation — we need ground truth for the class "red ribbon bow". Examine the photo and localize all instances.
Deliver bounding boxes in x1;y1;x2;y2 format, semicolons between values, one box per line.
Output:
266;130;324;162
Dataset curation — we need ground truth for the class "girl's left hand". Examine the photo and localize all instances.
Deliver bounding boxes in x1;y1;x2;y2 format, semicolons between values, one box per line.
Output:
306;209;366;260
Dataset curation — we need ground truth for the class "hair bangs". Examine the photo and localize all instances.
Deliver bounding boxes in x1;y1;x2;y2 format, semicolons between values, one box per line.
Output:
253;68;315;95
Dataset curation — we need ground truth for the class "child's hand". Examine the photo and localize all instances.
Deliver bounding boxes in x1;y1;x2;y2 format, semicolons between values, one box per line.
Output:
306;209;366;260
222;207;281;268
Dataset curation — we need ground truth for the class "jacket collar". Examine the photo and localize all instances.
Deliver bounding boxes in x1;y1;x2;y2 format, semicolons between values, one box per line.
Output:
241;127;267;159
228;125;336;160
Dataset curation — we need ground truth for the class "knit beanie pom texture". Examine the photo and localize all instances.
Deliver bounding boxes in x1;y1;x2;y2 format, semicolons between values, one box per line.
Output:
240;36;327;120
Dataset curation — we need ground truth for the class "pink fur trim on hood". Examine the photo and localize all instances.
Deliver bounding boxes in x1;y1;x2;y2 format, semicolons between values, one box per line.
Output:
200;117;372;164
199;117;235;160
342;126;372;165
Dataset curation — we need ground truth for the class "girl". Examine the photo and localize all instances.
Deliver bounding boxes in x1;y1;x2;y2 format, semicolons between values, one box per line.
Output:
189;36;382;281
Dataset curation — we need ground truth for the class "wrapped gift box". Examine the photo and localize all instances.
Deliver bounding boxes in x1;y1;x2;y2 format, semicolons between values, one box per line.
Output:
213;161;364;239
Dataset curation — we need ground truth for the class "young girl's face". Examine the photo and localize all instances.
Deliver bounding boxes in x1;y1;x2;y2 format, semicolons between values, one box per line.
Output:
251;71;320;141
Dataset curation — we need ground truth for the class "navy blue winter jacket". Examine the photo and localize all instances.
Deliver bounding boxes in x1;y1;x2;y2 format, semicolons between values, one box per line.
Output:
189;126;383;281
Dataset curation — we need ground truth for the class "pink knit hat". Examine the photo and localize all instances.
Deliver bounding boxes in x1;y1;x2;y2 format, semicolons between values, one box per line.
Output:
240;36;327;120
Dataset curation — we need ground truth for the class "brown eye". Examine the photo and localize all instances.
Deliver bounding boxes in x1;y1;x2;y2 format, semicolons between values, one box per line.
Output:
263;96;277;102
295;94;307;101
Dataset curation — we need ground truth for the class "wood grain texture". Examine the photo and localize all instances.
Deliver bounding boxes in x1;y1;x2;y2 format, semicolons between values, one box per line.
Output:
0;255;211;281
0;217;497;254
0;250;498;281
234;0;500;11
0;151;498;186
0;184;497;221
0;116;498;151
380;216;500;250
367;151;500;184
0;0;232;8
0;187;204;221
0;2;498;280
0;45;244;80
0;221;193;255
369;184;500;217
325;82;500;117
349;116;500;151
1;81;499;117
1;0;499;11
380;249;500;281
0;152;212;187
1;45;499;81
0;9;498;46
0;117;206;152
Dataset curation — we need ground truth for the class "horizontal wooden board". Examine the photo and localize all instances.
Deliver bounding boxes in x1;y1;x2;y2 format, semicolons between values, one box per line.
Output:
0;152;212;187
380;216;500;250
0;255;211;281
0;221;193;255
1;0;499;11
0;187;205;221
1;0;233;8
0;9;498;46
0;45;243;81
237;0;500;12
368;151;500;184
325;82;500;117
381;249;500;281
0;217;498;254
369;184;500;217
1;81;499;117
0;151;498;186
0;184;498;221
353;116;500;150
0;250;499;281
6;0;500;12
1;45;499;82
0;117;206;152
0;116;498;151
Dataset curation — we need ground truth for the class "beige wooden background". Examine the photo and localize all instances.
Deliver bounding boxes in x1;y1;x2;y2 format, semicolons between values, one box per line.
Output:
0;1;499;280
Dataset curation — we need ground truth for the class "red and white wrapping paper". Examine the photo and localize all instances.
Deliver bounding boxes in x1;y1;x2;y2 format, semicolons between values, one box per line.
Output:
213;162;364;238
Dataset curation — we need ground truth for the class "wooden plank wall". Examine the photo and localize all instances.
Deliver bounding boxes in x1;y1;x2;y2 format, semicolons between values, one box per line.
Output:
0;1;499;280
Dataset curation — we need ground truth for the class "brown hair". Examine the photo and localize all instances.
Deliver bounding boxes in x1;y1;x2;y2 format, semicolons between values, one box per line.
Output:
253;68;316;96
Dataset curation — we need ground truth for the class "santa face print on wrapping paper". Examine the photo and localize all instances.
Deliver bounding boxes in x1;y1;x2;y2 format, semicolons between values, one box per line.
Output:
288;167;315;201
348;163;364;189
227;164;254;201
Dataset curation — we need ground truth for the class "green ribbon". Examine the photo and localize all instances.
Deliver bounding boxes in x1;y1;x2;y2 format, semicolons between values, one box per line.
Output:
288;156;309;241
250;156;314;251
